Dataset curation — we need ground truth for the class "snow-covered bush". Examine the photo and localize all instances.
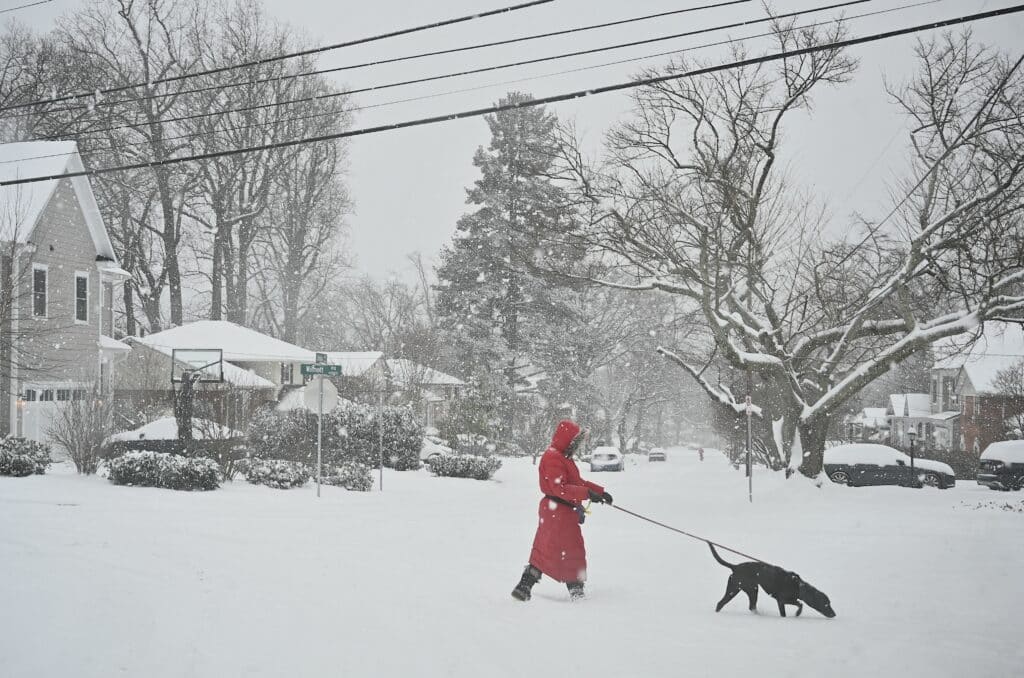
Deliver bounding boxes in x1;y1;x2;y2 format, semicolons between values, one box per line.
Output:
322;462;373;492
428;454;502;480
244;459;310;489
107;451;220;491
0;436;52;477
247;402;423;471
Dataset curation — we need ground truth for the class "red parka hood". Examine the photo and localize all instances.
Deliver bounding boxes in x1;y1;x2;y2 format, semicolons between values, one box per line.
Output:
550;419;581;455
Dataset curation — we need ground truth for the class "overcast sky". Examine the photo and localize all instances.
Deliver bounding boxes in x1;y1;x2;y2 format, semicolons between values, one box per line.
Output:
18;0;1024;282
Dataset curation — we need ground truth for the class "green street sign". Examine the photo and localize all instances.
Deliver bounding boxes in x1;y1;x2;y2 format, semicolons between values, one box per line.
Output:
301;363;342;376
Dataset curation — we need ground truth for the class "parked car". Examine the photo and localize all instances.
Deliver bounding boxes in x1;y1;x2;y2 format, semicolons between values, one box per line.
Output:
977;440;1024;491
590;446;624;472
420;435;453;463
648;447;667;462
824;443;955;489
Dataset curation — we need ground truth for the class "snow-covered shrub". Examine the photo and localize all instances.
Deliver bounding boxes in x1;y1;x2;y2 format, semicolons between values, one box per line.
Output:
322;462;373;492
107;451;220;491
428;454;502;480
244;459;310;489
248;403;423;471
0;436;52;477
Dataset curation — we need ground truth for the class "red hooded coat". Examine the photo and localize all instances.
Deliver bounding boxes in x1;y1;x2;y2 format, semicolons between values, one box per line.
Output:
528;420;605;583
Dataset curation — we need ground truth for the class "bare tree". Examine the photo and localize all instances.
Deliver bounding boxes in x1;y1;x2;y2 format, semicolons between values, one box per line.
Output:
49;388;113;474
993;358;1024;436
555;23;1024;477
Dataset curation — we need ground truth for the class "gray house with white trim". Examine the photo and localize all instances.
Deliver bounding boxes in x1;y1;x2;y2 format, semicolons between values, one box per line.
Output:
0;141;130;441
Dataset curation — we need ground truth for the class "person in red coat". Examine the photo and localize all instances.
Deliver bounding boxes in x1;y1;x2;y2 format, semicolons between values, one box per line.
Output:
511;419;613;602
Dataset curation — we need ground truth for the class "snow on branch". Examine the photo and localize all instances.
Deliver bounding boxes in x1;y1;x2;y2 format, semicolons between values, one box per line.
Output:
656;345;763;417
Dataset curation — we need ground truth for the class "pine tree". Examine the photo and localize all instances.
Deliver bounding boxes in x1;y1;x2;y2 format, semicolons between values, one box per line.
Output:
435;92;575;449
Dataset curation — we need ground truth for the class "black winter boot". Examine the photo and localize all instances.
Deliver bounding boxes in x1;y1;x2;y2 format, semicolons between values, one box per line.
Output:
511;565;542;601
567;582;585;601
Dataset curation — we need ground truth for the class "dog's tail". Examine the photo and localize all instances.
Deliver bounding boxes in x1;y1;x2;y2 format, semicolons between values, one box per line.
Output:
708;543;736;569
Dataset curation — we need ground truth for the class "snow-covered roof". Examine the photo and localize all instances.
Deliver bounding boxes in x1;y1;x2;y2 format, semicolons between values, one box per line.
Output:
861;407;888;427
322;351;382;377
0;141;117;260
888;393;929;418
126;337;275;389
929;410;960;421
274;386;354;412
932;322;1024;394
109;416;242;441
98;335;132;353
139;321;315;363
386;358;464;387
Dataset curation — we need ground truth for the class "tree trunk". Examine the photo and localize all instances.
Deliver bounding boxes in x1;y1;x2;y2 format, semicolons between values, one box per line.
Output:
210;232;225;320
123;279;136;337
797;418;830;478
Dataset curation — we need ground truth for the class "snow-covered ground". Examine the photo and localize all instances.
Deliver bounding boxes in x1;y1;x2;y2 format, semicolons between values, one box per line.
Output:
2;447;1021;677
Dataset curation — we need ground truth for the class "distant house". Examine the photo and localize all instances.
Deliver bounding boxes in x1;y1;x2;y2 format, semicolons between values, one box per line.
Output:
886;393;931;449
0;141;131;442
384;358;465;429
844;407;889;442
320;351;386;401
113;320;312;428
933;322;1024;455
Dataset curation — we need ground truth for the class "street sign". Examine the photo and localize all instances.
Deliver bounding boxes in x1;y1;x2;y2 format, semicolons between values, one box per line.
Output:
301;363;342;376
315;352;328;364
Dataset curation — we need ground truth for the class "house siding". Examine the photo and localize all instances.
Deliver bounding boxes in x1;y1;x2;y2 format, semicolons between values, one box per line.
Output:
16;179;101;382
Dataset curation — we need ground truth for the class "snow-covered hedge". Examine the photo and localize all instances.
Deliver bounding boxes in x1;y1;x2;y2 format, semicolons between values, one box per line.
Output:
0;436;52;477
247;402;423;471
322;462;374;492
107;451;220;491
243;459;310;489
428;454;502;480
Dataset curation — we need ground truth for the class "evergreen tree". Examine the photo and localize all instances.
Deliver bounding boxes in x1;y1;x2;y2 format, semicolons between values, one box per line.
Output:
435;92;575;449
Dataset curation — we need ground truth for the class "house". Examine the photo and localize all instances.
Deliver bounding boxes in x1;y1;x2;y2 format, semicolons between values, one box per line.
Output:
844;407;889;442
933;322;1024;455
320;351;386;401
886;393;931;449
384;358;465;429
113;320;312;429
0;141;131;441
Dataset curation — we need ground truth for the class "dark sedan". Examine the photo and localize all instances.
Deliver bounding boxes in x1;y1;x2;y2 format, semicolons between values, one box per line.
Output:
977;440;1024;491
824;444;955;489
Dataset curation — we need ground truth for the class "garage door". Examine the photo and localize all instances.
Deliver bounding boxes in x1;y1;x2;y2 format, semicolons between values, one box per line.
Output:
20;385;89;444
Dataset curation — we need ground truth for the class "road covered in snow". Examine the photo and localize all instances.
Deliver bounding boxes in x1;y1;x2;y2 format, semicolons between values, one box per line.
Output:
2;448;1021;677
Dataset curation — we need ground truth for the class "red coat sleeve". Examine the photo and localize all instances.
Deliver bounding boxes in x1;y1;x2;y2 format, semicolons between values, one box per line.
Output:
538;452;590;504
582;479;605;494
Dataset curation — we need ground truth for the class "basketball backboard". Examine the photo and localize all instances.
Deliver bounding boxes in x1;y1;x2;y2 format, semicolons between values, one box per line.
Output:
171;348;224;383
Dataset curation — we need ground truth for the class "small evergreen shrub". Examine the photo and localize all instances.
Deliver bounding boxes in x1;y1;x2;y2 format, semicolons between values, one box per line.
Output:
0;436;53;477
322;462;374;492
428;454;502;480
107;451;220;491
244;459;310;489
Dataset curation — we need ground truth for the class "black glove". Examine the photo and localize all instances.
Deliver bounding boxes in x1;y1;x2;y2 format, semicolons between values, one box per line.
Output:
588;489;613;505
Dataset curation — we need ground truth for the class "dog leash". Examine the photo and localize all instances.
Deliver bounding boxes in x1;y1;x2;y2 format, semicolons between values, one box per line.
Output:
611;504;770;565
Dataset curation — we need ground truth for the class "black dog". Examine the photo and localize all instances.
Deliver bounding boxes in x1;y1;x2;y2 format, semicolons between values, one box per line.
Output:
709;544;836;618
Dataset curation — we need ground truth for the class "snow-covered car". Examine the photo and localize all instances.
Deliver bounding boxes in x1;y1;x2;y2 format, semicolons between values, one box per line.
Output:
648;447;667;462
420;435;453;463
590;446;624;472
824;444;955;489
977;440;1024;491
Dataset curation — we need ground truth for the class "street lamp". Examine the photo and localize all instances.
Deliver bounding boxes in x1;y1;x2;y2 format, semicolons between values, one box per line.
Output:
906;428;917;487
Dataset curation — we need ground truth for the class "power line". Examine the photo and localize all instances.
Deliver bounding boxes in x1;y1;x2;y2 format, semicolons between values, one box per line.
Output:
3;0;938;166
0;0;556;114
35;0;872;140
0;0;53;14
23;0;753;118
3;3;1021;188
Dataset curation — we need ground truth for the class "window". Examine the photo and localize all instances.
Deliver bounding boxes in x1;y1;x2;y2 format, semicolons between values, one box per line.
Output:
39;389;54;402
22;389;37;402
56;389;71;401
75;273;89;322
280;363;294;384
32;265;47;317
